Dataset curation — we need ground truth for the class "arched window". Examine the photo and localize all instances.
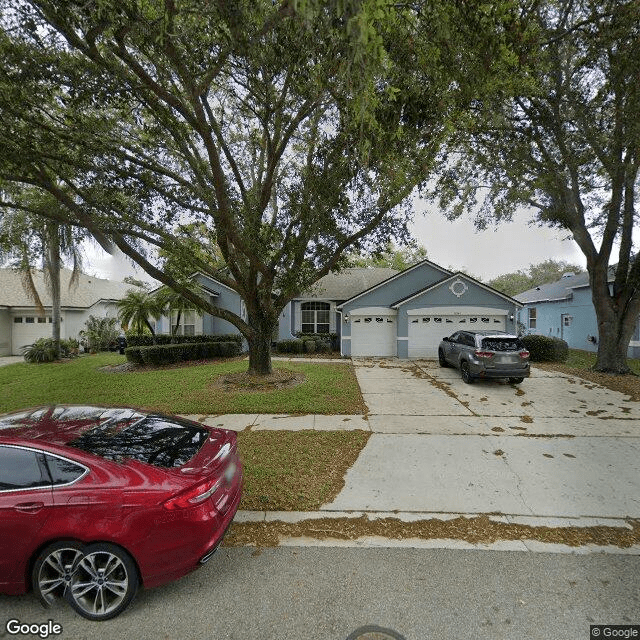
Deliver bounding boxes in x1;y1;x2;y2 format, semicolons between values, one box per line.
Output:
301;301;330;333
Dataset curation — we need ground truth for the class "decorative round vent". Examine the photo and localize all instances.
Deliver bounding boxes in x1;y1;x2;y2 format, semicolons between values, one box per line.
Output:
449;278;468;298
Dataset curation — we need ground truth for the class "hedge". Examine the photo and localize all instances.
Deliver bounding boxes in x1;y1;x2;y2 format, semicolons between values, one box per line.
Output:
125;341;241;365
296;332;338;351
276;339;304;354
521;334;569;362
126;333;243;348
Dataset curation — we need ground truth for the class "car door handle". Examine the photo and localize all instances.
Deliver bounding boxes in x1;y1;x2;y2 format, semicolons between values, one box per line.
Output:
14;501;45;513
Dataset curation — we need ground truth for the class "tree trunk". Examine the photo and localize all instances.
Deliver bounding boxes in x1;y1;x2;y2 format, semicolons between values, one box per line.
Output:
591;268;637;374
246;310;277;375
48;226;62;359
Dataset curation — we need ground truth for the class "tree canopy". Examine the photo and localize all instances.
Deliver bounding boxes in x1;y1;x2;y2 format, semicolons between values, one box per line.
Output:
0;0;525;372
430;0;640;372
488;259;585;297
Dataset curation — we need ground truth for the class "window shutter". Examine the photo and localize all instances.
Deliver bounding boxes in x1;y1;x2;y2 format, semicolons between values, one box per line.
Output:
329;302;336;332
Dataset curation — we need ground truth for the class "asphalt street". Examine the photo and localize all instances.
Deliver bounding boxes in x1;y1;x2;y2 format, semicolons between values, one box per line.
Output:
1;547;638;640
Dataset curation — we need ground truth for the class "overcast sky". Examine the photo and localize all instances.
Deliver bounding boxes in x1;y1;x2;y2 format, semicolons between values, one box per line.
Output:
84;200;588;284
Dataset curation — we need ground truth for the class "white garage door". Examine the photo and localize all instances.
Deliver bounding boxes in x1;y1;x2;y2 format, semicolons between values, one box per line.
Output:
11;315;52;355
351;314;397;357
408;313;506;358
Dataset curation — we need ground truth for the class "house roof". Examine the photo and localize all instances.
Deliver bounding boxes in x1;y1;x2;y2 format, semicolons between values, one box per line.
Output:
515;271;595;304
390;272;523;308
301;267;399;301
0;268;138;309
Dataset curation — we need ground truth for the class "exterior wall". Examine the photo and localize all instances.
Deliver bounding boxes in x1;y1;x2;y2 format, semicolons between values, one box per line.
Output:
338;269;517;358
518;286;640;358
278;302;295;340
0;309;10;356
339;263;448;344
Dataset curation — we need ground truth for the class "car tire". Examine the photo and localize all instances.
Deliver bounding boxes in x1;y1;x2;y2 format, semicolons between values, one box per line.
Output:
509;377;525;384
460;361;474;384
66;543;139;621
438;349;448;367
32;541;84;607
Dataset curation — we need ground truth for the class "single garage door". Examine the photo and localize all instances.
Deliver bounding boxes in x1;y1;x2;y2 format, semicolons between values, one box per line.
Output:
408;313;506;358
11;315;53;355
351;313;397;357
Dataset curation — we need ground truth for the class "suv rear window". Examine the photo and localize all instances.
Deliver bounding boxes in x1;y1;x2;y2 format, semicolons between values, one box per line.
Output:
68;417;209;468
481;337;525;352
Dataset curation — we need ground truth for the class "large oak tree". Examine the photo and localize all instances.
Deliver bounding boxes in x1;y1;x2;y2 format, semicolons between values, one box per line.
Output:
432;0;640;373
0;0;522;373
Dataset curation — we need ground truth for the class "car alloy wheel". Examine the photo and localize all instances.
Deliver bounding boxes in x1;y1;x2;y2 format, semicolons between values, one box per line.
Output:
460;361;473;384
438;349;448;367
66;543;138;621
32;541;84;607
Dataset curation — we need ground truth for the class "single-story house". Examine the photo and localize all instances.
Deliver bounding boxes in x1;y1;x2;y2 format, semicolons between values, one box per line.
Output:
0;268;137;356
160;260;523;358
515;270;640;358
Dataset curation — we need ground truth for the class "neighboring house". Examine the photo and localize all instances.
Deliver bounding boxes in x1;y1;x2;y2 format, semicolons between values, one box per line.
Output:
0;268;138;356
167;261;522;358
515;271;640;358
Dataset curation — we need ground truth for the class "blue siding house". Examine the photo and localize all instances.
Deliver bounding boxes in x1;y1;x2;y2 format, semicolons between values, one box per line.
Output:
515;271;640;358
160;261;522;358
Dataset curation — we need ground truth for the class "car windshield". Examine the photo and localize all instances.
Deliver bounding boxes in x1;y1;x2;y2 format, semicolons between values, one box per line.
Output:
68;416;209;468
481;337;525;352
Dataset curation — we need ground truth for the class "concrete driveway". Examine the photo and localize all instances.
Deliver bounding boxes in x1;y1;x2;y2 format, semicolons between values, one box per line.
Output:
323;359;640;523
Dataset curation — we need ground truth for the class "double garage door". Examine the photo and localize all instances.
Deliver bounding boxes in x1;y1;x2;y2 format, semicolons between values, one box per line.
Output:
408;313;506;358
349;309;506;358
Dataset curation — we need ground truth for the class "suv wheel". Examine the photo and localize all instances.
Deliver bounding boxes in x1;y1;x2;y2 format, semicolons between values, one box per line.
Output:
438;349;448;367
460;361;474;384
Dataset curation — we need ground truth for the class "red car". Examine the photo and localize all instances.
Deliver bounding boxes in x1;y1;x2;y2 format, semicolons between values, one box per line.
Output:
0;405;242;621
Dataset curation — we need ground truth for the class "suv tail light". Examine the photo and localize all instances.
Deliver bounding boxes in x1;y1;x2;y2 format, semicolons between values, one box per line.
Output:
474;350;494;359
163;477;222;510
519;350;530;359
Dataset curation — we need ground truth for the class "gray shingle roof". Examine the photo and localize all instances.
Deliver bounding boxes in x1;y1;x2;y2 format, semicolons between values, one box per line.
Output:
301;268;398;301
0;268;137;308
515;271;591;304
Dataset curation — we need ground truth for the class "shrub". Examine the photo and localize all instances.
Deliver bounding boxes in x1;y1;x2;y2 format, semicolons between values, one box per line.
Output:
277;339;304;354
126;333;244;348
303;339;316;354
80;316;120;352
22;338;58;363
522;334;569;362
60;338;80;356
297;332;338;351
127;341;241;366
124;347;144;365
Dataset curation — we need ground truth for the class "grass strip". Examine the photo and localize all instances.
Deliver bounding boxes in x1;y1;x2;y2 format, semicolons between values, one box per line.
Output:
236;430;371;511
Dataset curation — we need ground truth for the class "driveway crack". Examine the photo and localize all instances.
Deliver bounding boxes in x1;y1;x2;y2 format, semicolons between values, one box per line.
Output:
499;455;535;515
414;363;477;416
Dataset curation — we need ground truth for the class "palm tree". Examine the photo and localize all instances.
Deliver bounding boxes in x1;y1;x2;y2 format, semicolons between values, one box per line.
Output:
155;280;203;341
0;188;85;359
117;289;165;342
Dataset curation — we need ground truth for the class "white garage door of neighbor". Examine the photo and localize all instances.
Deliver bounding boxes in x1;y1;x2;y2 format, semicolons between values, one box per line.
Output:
11;316;53;355
351;314;397;357
408;314;506;358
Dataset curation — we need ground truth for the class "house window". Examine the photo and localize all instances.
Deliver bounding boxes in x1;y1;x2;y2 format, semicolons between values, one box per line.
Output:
25;317;35;324
529;307;537;329
563;315;573;327
171;310;195;336
301;301;330;334
13;317;22;323
38;317;47;324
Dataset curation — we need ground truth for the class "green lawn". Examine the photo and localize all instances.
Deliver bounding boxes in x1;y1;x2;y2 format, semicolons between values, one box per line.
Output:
561;348;640;374
0;354;366;415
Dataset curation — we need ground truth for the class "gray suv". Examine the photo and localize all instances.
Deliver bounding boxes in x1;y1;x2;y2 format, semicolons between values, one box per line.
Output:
438;331;530;384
